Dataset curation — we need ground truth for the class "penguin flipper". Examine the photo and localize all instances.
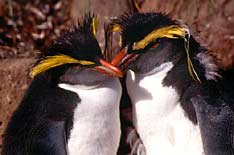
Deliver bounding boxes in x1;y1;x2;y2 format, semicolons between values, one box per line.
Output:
29;120;68;155
191;95;234;155
2;120;67;155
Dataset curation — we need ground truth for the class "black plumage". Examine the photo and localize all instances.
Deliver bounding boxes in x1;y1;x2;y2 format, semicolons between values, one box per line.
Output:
41;14;102;63
2;76;79;155
112;12;234;155
1;14;103;155
112;12;176;48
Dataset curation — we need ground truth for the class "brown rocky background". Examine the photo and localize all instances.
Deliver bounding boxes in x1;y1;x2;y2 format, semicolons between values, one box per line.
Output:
0;0;233;152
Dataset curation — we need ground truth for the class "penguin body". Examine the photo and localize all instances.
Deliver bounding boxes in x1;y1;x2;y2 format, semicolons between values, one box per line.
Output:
2;75;78;155
2;14;122;155
126;62;203;155
111;12;234;155
59;77;121;155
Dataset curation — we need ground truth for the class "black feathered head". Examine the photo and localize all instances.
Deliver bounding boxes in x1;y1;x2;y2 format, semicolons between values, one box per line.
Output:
111;13;179;48
110;12;202;82
30;14;122;78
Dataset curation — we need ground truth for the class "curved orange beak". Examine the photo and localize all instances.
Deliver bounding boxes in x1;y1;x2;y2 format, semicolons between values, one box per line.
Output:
111;47;128;66
111;46;139;69
95;59;123;77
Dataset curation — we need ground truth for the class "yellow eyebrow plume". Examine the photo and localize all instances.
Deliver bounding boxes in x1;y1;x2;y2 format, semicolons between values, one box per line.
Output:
91;16;99;36
131;25;201;83
184;31;202;83
30;54;94;78
112;24;121;32
132;25;186;50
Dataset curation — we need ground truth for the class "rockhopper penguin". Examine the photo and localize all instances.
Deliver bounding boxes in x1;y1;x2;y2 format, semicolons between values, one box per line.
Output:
110;12;234;155
2;14;123;155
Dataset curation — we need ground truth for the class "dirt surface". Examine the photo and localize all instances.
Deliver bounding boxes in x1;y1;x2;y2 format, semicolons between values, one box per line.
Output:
0;58;34;150
0;0;233;151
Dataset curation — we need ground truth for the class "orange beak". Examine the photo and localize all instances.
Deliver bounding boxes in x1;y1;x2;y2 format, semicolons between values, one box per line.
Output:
111;46;139;69
111;47;128;66
95;59;123;77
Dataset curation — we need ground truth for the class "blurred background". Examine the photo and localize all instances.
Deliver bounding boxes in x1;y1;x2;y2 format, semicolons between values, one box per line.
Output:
0;0;233;150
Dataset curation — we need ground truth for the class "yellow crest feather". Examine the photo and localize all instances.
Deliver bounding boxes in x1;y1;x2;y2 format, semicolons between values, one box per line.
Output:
112;24;121;32
91;16;99;36
184;30;201;83
30;54;94;78
111;24;123;47
131;24;201;83
119;35;123;47
133;25;186;50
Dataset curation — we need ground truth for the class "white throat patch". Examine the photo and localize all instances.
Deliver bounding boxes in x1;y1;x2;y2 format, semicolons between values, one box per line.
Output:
126;62;204;155
59;78;122;155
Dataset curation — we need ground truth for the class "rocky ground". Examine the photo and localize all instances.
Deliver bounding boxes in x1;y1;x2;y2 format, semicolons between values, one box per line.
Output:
0;0;233;151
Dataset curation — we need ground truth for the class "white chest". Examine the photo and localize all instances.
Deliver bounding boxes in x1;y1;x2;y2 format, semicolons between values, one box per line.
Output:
59;78;122;155
126;62;204;155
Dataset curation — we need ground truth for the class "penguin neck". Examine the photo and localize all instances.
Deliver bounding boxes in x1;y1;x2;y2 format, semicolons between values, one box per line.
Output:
58;78;122;155
58;78;122;115
126;61;179;117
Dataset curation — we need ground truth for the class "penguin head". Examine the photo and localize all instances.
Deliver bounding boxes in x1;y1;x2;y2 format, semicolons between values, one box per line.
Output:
30;14;123;87
111;12;206;82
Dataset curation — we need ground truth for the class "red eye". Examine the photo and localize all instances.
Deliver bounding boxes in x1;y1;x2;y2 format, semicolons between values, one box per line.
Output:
151;43;158;49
